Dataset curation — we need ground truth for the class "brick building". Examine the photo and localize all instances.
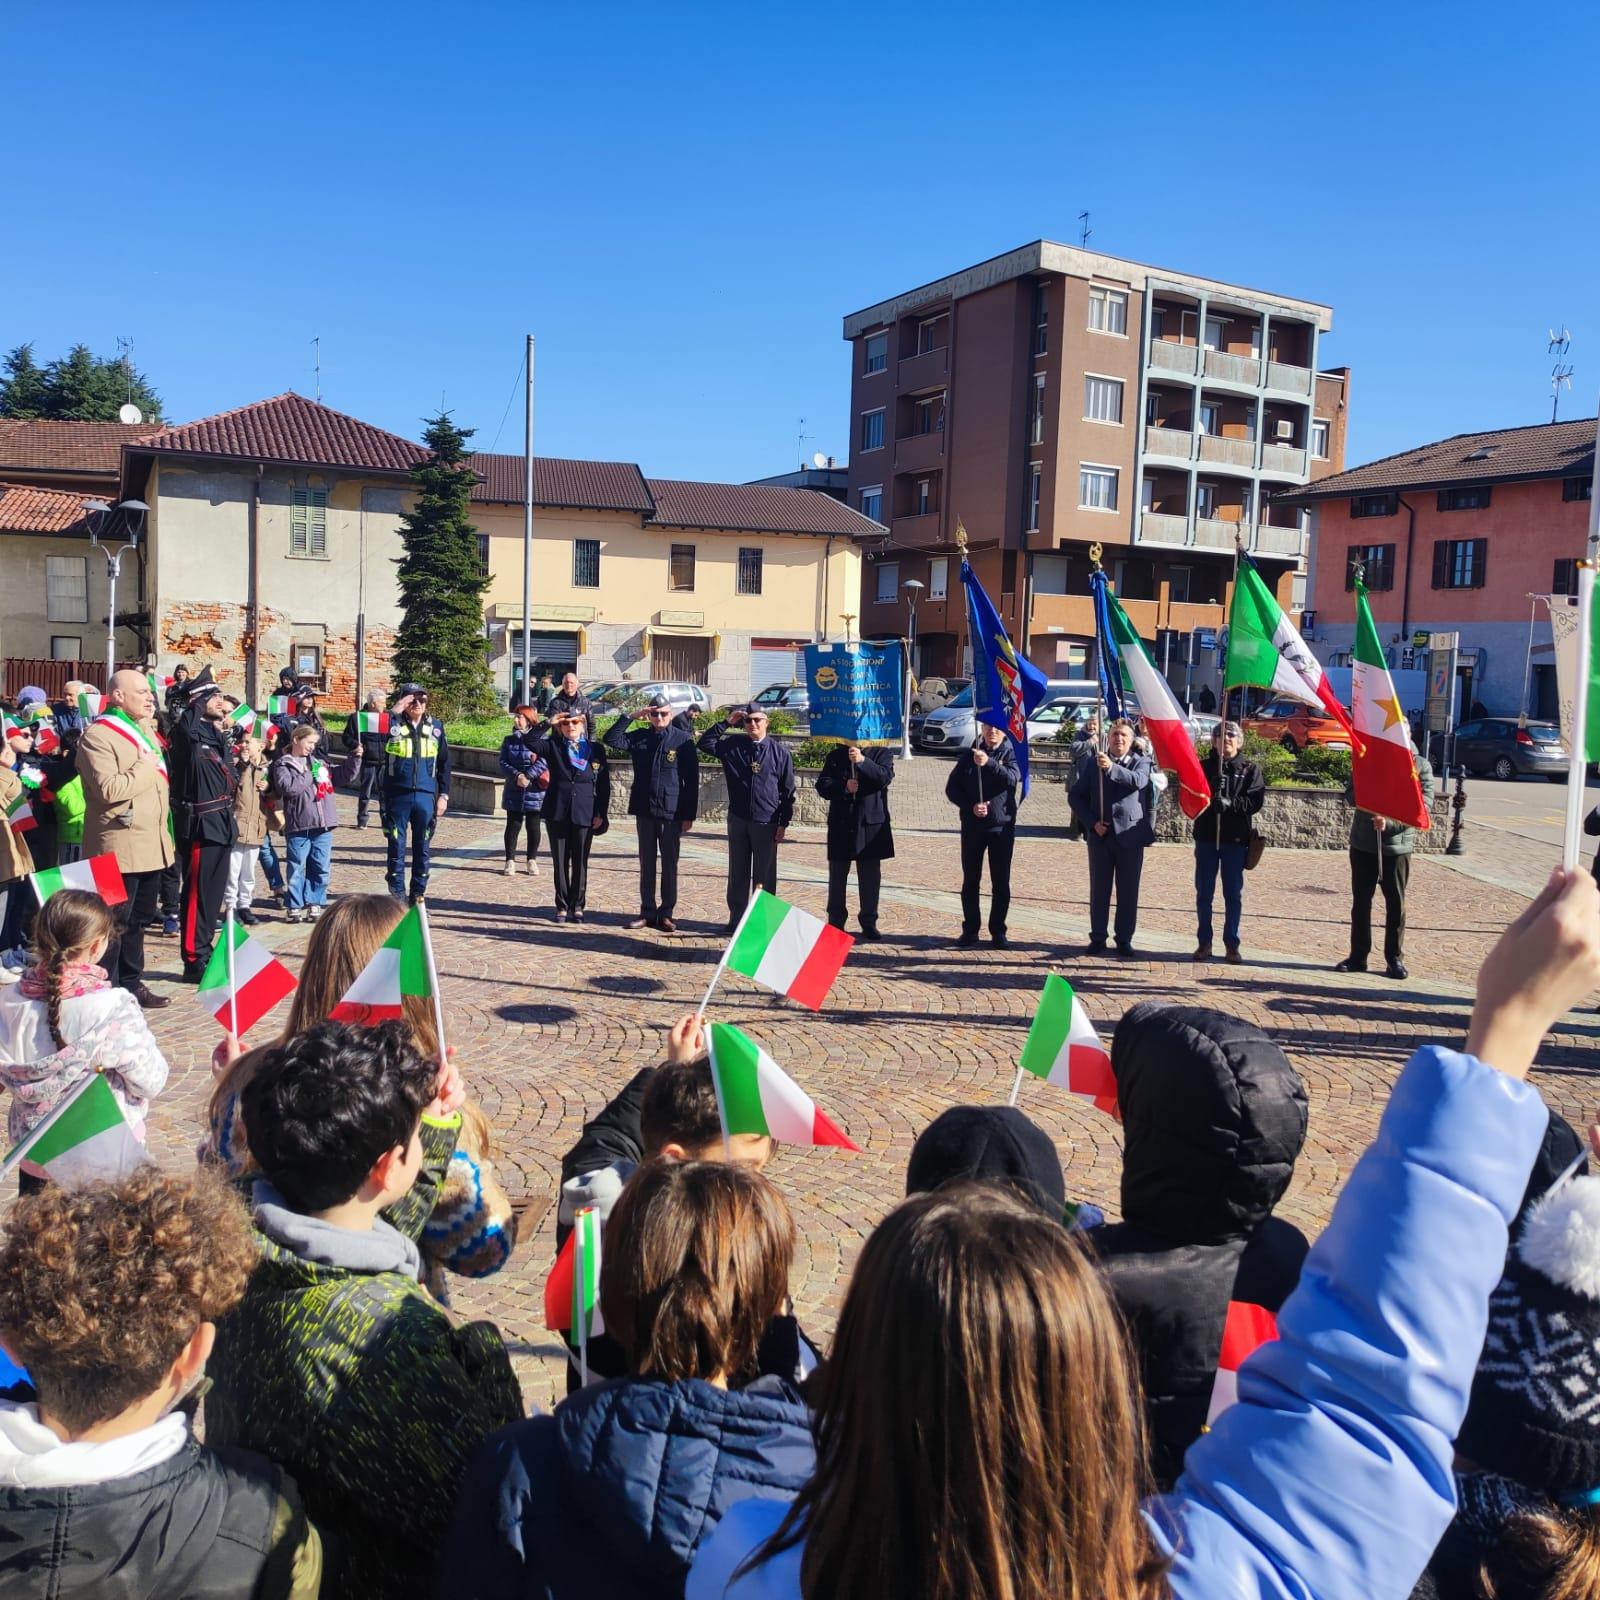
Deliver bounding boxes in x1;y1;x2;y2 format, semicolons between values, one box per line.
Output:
842;240;1349;698
1277;418;1598;718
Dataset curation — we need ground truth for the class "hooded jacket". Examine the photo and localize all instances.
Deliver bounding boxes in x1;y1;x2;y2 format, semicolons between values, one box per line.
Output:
444;1374;816;1600
1091;1002;1310;1486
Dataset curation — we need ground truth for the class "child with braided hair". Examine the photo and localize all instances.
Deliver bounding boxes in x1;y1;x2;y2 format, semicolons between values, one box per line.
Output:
0;889;169;1193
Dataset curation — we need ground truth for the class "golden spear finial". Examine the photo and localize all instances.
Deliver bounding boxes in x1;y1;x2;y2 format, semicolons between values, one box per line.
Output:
955;518;969;558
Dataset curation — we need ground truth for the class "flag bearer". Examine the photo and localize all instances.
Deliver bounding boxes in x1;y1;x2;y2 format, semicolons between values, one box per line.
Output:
1337;742;1434;982
382;684;451;905
1191;721;1265;965
1067;717;1154;958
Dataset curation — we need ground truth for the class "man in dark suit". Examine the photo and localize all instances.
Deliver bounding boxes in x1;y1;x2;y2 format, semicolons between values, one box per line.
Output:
528;709;612;923
1068;716;1154;957
697;704;796;932
816;743;894;940
602;694;699;932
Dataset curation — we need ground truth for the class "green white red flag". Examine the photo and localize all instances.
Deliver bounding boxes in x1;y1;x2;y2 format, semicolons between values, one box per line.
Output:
76;690;103;719
1351;580;1430;829
329;905;431;1023
355;711;391;735
1225;559;1353;735
1207;1300;1280;1424
1018;975;1118;1118
31;854;128;907
706;1021;859;1149
0;1072;144;1186
5;789;36;835
267;694;296;716
725;890;852;1010
198;920;297;1037
545;1206;604;1345
146;672;174;696
310;758;333;799
224;704;258;734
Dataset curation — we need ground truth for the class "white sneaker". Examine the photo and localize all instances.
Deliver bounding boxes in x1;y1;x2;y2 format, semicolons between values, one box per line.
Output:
502;859;518;876
309;904;325;920
526;858;538;876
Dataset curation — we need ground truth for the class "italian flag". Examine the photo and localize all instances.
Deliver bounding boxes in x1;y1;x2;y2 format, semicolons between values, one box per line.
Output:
1102;587;1213;820
726;890;852;1010
225;704;258;734
330;905;431;1023
199;920;298;1037
1352;581;1430;828
545;1206;604;1341
1206;1300;1280;1425
706;1021;859;1150
311;758;333;799
267;694;295;716
76;690;103;719
31;854;128;907
146;672;174;694
1018;975;1118;1118
355;711;391;735
31;723;60;756
5;790;36;834
1225;560;1352;734
2;1072;144;1186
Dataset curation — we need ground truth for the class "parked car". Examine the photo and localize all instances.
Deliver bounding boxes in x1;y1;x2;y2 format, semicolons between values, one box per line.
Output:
916;681;1098;751
590;680;711;715
1027;699;1096;743
1241;697;1352;755
749;682;811;724
1453;717;1567;781
909;675;971;717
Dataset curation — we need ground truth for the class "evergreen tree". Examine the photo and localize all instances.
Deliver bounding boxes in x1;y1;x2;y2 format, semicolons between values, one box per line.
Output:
0;344;48;418
392;414;495;721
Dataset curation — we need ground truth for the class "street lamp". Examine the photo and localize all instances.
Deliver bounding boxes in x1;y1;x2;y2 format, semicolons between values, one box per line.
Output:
83;498;148;676
900;578;925;762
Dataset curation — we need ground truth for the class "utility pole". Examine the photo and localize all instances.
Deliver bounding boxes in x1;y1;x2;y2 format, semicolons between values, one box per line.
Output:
522;334;536;706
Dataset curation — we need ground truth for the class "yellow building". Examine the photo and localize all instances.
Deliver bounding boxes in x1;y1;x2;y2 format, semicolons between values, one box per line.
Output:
0;483;117;670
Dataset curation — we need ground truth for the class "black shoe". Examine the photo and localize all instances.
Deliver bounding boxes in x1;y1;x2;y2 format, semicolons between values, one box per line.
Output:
356;820;369;830
1115;943;1137;959
955;932;980;948
859;927;883;943
1334;958;1367;973
1085;940;1108;956
235;908;258;926
178;964;205;984
554;909;568;924
570;911;584;924
990;935;1010;950
656;916;677;933
131;984;170;1010
1385;960;1408;980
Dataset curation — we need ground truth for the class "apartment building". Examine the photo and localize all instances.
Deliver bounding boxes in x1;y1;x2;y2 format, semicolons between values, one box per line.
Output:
844;240;1348;696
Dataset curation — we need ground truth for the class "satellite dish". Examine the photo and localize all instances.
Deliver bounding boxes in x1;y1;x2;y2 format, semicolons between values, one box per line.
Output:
119;404;143;425
811;451;827;469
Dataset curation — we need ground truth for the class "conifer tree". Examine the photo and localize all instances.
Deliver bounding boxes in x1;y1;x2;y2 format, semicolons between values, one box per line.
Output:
0;342;162;421
392;414;495;720
0;344;48;417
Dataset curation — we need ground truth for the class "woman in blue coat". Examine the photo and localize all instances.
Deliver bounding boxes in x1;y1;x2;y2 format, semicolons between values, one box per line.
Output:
689;871;1600;1600
498;707;549;878
445;1160;815;1600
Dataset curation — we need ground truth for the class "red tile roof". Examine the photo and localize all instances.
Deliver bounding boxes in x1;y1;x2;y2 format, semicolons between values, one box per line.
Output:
0;482;92;535
645;478;886;539
0;420;154;479
468;453;654;513
1275;417;1596;503
132;393;427;475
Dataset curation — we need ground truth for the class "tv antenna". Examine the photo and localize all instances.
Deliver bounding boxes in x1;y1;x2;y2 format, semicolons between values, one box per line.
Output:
115;336;142;424
1078;210;1091;248
796;416;814;468
311;336;322;403
1549;327;1574;422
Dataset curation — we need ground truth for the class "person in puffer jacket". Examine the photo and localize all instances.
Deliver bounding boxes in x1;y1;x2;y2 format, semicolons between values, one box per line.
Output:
446;1160;815;1600
1090;1001;1308;1487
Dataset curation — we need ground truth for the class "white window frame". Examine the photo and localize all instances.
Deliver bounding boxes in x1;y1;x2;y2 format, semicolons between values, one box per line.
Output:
1032;281;1048;356
1311;417;1331;459
928;556;949;600
913;392;944;435
290;487;329;558
1141;477;1156;511
1204;316;1228;352
915;477;933;516
863;332;888;375
1079;464;1119;513
1087;285;1129;337
875;561;900;605
1083;373;1124;425
917;315;947;355
859;485;883;522
1196;482;1218;518
860;408;885;452
1027;462;1042;532
1199;401;1222;437
45;555;89;623
1030;372;1046;446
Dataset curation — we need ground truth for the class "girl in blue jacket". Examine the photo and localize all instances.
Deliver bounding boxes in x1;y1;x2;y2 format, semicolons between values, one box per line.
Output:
689;869;1600;1600
498;707;549;877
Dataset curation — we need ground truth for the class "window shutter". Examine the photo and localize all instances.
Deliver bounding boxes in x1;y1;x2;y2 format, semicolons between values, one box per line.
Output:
1431;540;1448;588
1473;538;1488;588
291;489;308;555
310;490;327;557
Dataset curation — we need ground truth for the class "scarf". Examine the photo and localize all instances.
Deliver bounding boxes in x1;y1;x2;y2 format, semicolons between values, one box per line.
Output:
94;709;169;782
18;962;110;1001
567;738;589;773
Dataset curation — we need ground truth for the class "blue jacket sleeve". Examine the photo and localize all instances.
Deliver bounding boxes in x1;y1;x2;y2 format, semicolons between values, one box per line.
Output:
435;728;452;797
1155;1044;1548;1600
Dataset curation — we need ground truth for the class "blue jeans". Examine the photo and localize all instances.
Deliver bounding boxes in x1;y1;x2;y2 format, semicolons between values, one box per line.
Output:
258;837;285;894
1195;840;1248;949
284;829;333;910
384;791;437;900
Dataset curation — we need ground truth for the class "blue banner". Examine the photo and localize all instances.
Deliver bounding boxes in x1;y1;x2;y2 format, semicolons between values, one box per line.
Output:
804;640;905;744
1090;569;1125;722
960;560;1049;794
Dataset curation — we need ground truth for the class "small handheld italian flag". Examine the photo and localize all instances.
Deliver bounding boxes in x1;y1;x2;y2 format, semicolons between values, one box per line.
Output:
1206;1300;1279;1426
147;672;174;695
224;703;258;735
199;919;297;1037
329;905;431;1023
355;711;390;735
76;690;103;720
5;789;36;835
725;890;852;1011
267;693;296;717
546;1206;604;1384
706;1021;859;1150
30;722;60;756
31;854;128;907
1017;975;1119;1118
0;1071;145;1186
311;758;333;799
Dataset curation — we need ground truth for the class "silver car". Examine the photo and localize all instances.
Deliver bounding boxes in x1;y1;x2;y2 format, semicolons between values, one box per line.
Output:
592;680;711;714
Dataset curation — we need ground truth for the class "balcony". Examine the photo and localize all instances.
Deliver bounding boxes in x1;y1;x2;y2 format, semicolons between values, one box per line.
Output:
1138;511;1189;545
1261;441;1308;476
894;429;945;473
1253;522;1306;558
1202;349;1263;387
890;511;943;549
1197;433;1256;469
1148;339;1198;377
1267;361;1313;395
1143;425;1194;461
897;347;948;391
1194;517;1245;550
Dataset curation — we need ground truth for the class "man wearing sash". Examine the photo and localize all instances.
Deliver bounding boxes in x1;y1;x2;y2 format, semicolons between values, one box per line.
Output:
76;669;176;1009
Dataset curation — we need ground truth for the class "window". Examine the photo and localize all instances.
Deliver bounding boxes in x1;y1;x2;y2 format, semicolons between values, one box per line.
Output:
573;538;601;588
44;555;88;623
294;643;323;680
1030;373;1046;445
290;487;328;556
915;478;932;515
1032;282;1048;356
1199;402;1221;437
864;333;888;374
1083;375;1124;424
1343;543;1396;591
475;534;490;579
875;561;900;605
917;315;947;354
928;556;948;600
1027;462;1042;531
1151;306;1167;340
669;543;697;592
1196;483;1217;518
1145;393;1161;426
1204;317;1227;352
1087;286;1128;335
737;547;763;596
1554;558;1580;597
913;393;944;435
50;635;81;661
859;485;883;522
1565;477;1593;502
1311;418;1331;459
1351;492;1397;518
860;408;885;452
1432;537;1487;590
1079;465;1118;512
1167;565;1192;603
1438;485;1492;512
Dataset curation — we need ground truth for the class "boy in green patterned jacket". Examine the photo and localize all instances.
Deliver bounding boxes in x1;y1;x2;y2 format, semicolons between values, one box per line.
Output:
206;1021;523;1600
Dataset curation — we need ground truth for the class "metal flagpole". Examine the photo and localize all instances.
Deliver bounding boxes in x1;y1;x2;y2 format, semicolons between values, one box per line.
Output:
1560;405;1600;869
576;1213;590;1388
1089;542;1107;817
1007;1066;1025;1107
521;335;536;707
225;905;239;1040
416;901;450;1077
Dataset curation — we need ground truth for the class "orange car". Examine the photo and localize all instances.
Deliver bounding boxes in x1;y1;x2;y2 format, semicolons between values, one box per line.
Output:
1241;697;1352;754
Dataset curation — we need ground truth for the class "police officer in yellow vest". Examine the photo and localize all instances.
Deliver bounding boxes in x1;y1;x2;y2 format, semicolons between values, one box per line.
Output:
382;683;452;904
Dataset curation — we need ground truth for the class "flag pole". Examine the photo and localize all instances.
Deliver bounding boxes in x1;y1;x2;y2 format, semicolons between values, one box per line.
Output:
1562;409;1600;870
225;904;239;1041
575;1214;589;1388
1007;1066;1025;1107
416;901;450;1076
697;892;759;1022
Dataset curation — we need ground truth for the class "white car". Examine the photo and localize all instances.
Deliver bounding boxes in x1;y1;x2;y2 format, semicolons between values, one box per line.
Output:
592;680;711;714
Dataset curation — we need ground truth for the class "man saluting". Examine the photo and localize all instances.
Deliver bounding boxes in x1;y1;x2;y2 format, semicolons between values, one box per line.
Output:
698;703;795;933
603;694;698;933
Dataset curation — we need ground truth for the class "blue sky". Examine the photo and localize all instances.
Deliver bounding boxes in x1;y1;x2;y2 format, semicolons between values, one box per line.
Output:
5;0;1597;481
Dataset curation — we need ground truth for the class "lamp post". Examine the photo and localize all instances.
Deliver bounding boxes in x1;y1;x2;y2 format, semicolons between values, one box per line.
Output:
83;498;148;676
900;578;924;762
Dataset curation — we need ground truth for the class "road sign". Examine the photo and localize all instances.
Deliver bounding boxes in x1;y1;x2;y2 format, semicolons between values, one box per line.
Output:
1195;628;1218;651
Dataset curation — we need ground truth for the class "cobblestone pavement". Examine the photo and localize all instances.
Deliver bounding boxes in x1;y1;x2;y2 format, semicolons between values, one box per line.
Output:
122;792;1600;1413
